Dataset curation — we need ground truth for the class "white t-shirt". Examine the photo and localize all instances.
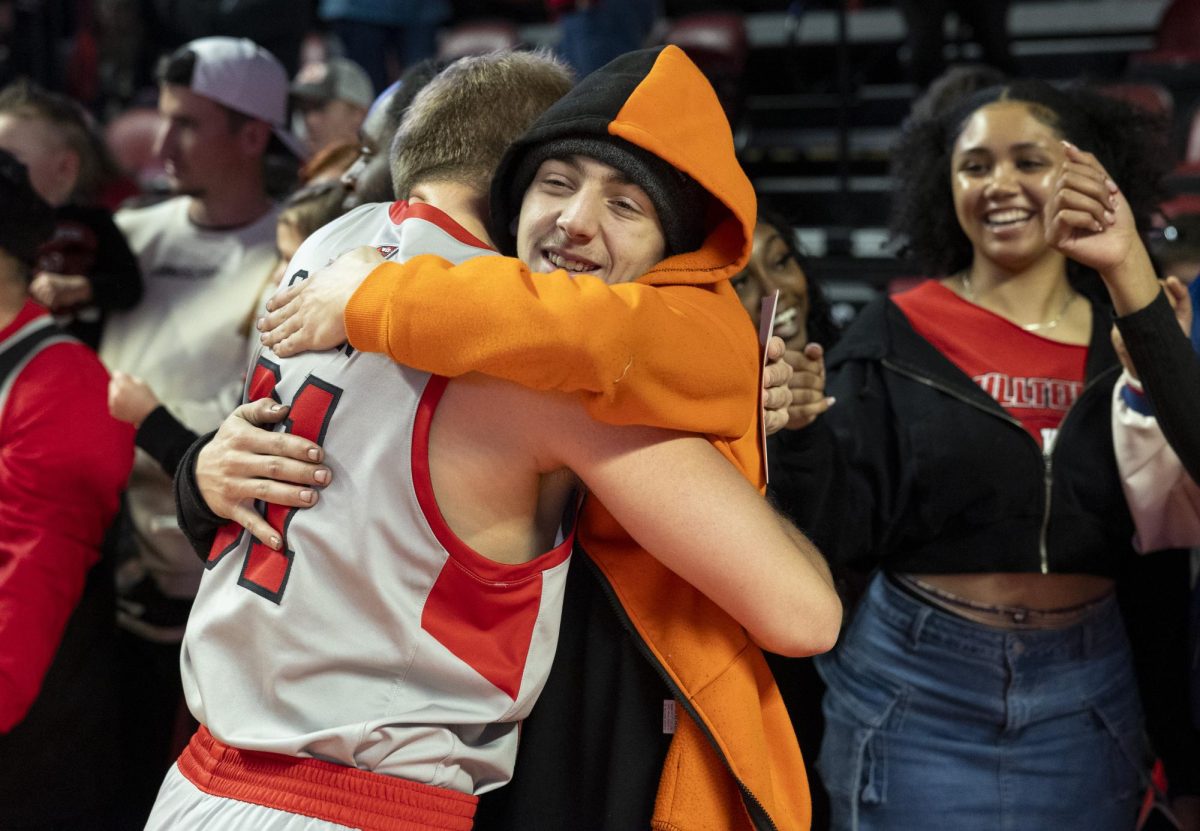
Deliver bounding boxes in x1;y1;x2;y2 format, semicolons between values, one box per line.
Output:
100;196;280;633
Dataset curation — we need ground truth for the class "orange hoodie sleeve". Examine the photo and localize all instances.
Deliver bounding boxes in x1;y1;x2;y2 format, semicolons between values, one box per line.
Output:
344;253;760;439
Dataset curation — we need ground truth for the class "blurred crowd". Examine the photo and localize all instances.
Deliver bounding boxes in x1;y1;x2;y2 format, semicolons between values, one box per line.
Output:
0;1;1198;830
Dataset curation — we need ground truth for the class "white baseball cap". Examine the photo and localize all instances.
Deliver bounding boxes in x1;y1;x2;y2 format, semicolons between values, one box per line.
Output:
168;36;308;160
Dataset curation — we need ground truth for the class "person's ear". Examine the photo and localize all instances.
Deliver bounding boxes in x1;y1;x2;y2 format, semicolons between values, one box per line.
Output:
239;120;272;157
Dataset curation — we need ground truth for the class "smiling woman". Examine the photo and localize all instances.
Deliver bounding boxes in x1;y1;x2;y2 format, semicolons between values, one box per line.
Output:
769;79;1200;830
731;207;837;351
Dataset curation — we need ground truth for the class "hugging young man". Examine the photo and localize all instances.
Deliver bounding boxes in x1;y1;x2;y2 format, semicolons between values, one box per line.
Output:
176;46;836;830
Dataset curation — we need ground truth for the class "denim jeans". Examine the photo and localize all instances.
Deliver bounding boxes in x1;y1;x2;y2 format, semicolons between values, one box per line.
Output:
816;572;1151;831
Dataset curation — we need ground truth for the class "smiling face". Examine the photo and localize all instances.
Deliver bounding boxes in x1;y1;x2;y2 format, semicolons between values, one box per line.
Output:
733;219;810;349
516;155;667;285
950;101;1068;275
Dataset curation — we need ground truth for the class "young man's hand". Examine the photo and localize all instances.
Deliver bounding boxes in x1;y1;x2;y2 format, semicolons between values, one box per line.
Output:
762;336;794;436
30;272;92;311
258;246;383;357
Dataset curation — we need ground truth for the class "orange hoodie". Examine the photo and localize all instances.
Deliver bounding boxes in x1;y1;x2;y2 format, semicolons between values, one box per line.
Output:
346;45;812;831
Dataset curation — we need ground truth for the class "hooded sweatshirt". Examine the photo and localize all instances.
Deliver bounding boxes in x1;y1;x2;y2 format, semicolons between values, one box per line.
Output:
344;46;811;831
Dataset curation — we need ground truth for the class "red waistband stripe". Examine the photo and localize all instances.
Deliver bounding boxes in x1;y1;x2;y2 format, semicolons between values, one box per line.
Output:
176;726;478;831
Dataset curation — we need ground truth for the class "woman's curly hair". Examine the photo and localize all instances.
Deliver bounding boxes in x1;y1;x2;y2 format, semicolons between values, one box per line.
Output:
888;78;1170;281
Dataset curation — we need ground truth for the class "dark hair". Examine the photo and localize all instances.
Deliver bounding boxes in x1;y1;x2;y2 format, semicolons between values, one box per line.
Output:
907;64;1008;124
757;206;838;348
889;79;1169;280
0;148;55;273
157;47;196;87
278;179;348;240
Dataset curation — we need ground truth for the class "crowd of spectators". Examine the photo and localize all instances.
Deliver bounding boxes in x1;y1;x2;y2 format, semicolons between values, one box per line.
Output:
0;2;1197;830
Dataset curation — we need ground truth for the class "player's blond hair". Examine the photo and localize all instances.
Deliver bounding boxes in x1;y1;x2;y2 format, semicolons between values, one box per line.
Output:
389;49;573;199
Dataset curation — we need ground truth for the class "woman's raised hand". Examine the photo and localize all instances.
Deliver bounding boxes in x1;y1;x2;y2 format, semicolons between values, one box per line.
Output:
1045;141;1138;275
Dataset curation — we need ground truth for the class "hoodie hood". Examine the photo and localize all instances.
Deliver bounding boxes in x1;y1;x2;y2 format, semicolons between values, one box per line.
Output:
489;45;755;287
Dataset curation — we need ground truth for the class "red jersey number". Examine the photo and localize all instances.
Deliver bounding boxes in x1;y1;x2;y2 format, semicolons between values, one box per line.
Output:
205;357;342;604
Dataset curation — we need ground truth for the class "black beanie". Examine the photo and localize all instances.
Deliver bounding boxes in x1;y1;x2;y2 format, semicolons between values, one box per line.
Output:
507;135;707;257
0;149;53;270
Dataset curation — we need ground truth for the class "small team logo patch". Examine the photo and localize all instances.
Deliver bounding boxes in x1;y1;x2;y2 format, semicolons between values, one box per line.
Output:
376;245;399;259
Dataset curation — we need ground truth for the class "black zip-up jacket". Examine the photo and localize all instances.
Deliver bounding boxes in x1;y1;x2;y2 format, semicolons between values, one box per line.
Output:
770;289;1200;796
773;291;1133;577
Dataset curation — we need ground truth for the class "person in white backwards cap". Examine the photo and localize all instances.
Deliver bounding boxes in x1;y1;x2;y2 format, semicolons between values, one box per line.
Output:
95;35;306;829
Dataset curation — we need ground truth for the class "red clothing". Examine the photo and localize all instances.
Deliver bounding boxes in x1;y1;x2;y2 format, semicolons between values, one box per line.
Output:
893;280;1086;447
0;300;133;732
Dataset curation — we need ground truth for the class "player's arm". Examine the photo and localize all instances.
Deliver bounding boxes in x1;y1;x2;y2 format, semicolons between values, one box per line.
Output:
519;381;841;657
261;252;762;438
0;351;133;732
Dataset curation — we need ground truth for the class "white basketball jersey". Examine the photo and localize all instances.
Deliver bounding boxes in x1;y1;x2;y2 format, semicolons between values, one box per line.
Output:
180;202;574;796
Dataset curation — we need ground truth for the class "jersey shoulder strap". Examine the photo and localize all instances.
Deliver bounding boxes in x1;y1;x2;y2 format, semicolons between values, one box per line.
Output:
0;315;78;414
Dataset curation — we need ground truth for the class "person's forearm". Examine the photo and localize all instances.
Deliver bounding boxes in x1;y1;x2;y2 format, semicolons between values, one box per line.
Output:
90;214;144;310
768;418;848;556
777;513;836;594
1101;244;1160;317
345;255;760;438
137;405;200;478
173;431;227;560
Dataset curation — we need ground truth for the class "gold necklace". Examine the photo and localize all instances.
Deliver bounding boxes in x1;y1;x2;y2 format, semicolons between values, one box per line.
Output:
960;272;1077;332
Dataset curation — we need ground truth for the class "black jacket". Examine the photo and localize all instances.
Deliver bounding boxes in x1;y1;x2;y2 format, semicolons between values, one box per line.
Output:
770;289;1200;796
37;204;142;349
773;291;1133;578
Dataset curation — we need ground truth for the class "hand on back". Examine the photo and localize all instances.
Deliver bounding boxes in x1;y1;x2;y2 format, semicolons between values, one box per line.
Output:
258;246;383;357
196;398;331;549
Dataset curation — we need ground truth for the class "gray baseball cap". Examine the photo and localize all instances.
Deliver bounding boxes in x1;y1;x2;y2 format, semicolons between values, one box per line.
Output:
291;58;375;108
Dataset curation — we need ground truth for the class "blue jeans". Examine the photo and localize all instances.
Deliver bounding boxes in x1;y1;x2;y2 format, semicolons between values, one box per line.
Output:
816;572;1151;831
